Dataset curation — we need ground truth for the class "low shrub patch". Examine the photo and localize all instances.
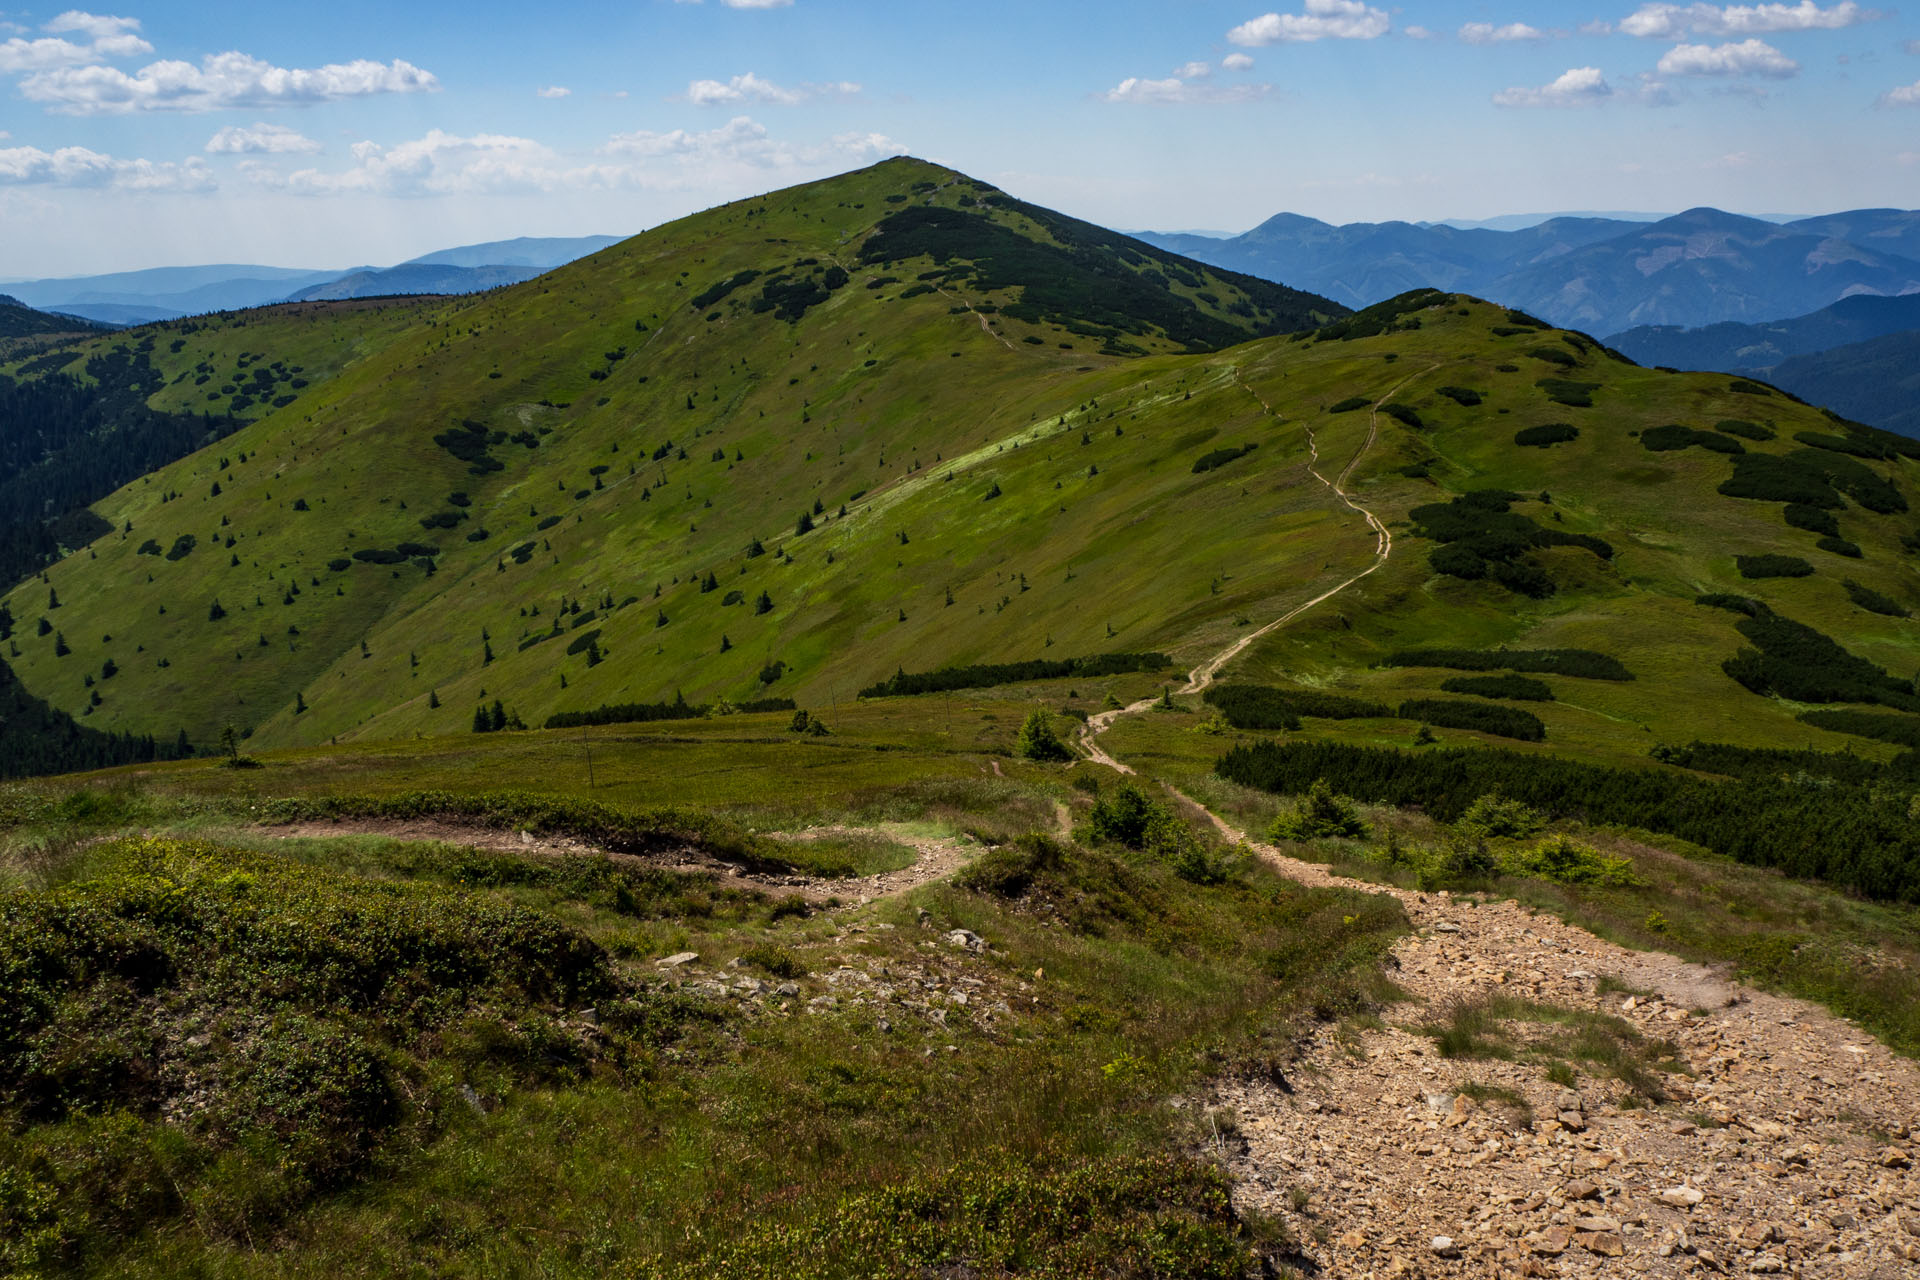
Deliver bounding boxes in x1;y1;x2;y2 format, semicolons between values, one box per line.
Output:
1513;423;1578;448
1440;673;1554;701
1396;698;1545;741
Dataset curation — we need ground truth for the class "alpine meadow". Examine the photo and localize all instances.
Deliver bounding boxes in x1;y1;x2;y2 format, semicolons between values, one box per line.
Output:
4;119;1920;1280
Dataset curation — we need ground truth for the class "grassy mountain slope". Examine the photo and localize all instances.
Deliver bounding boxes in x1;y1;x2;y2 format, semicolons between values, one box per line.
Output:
6;163;1920;784
0;158;1345;751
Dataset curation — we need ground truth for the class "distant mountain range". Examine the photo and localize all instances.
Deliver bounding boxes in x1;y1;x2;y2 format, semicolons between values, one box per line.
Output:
1139;206;1920;336
0;293;103;338
1;235;623;324
1609;293;1920;438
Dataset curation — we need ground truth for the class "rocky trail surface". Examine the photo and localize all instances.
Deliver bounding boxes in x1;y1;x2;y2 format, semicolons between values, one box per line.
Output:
1203;830;1920;1279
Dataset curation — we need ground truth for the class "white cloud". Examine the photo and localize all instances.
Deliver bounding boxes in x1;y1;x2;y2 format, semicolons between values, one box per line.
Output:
1492;65;1614;106
537;85;570;99
205;122;322;154
1228;1;1389;46
1657;38;1799;76
1175;60;1212;78
41;11;140;40
0;10;149;73
1403;25;1436;39
1881;78;1920;104
1621;2;1876;39
0;35;95;70
1460;21;1545;43
245;117;902;198
684;71;858;105
1100;75;1273;104
20;52;439;114
0;141;212;190
1222;52;1255;69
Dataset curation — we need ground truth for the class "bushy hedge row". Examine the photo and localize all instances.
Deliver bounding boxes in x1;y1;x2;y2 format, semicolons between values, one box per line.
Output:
1514;423;1578;448
1844;579;1911;617
1201;684;1391;730
1191;443;1256;473
1712;601;1920;712
1535;378;1598;408
543;696;794;730
1736;554;1813;579
1383;648;1632;680
1799;708;1920;748
860;652;1172;698
1642;424;1744;455
1784;503;1839;536
1397;698;1545;741
1439;673;1554;701
1655;739;1900;786
1214;738;1920;901
689;268;762;310
1411;490;1612;598
1720;449;1907;514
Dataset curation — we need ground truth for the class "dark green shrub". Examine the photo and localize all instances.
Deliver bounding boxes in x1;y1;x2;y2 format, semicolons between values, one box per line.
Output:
1396;698;1545;741
1440;674;1553;701
1784;504;1839;536
1215;738;1920;901
1843;579;1910;617
1714;418;1774;441
1384;648;1631;680
1736;554;1813;579
1436;386;1483;406
1328;396;1370;413
1203;685;1388;727
1270;779;1368;840
1016;710;1073;762
860;652;1171;698
1380;403;1424;429
1528;347;1576;367
1535;378;1597;407
1818;536;1864;558
1191;443;1257;473
1513;423;1578;448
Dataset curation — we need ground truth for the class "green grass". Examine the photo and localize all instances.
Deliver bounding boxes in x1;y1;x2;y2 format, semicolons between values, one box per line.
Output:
0;712;1405;1278
1417;994;1686;1102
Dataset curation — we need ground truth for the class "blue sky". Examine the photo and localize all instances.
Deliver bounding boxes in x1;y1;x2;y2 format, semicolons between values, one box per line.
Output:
3;1;1919;275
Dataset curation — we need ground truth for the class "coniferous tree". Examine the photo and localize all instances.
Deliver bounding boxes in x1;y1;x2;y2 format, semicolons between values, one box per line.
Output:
754;591;773;615
53;632;70;657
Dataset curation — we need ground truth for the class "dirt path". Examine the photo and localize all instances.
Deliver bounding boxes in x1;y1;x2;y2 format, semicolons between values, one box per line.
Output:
1079;365;1420;772
1191;813;1920;1278
934;283;1017;351
265;818;977;905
